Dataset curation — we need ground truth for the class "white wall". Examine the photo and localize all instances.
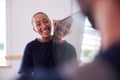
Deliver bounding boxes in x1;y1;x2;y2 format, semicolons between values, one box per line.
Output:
0;0;71;80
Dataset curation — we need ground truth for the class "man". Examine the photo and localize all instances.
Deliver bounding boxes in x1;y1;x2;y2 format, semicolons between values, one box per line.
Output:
18;12;55;78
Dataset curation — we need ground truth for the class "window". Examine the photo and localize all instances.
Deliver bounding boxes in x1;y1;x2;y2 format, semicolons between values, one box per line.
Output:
80;18;101;63
0;0;6;66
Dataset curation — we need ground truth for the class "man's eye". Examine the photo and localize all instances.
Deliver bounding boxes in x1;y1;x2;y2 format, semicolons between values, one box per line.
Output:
36;24;41;26
44;20;49;23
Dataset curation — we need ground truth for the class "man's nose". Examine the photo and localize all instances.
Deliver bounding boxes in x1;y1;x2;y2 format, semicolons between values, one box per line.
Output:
41;23;47;28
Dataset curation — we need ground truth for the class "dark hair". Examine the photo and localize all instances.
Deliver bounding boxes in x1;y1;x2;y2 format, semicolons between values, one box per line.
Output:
31;12;49;26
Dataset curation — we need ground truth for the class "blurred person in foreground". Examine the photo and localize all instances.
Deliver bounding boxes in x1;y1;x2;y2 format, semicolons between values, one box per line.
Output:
63;0;120;80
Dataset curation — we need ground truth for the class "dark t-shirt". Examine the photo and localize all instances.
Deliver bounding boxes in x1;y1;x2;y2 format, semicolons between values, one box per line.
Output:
18;38;55;74
53;41;77;65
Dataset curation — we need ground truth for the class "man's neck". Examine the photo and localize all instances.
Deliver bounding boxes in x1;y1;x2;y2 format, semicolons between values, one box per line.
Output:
39;36;52;42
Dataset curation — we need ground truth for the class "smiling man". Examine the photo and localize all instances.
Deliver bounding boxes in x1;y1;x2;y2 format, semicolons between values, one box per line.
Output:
18;12;55;77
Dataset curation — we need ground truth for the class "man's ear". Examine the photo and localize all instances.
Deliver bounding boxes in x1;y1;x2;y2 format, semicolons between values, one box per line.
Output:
33;27;37;32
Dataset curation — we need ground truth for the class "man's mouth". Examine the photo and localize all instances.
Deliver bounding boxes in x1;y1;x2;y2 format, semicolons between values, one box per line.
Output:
42;29;50;34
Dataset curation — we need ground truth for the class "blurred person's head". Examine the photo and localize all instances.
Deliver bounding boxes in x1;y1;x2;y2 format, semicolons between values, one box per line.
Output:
53;16;73;43
32;12;52;42
77;0;120;51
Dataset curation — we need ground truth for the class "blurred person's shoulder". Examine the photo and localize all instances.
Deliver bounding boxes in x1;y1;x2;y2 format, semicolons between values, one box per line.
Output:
98;44;120;75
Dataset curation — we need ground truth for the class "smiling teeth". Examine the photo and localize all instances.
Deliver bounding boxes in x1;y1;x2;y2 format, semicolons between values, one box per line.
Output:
43;30;49;33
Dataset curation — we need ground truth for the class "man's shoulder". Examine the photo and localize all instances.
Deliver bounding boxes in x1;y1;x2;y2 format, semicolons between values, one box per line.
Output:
98;44;120;74
26;38;38;47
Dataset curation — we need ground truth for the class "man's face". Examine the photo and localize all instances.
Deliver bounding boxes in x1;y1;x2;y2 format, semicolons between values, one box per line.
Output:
33;14;51;38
